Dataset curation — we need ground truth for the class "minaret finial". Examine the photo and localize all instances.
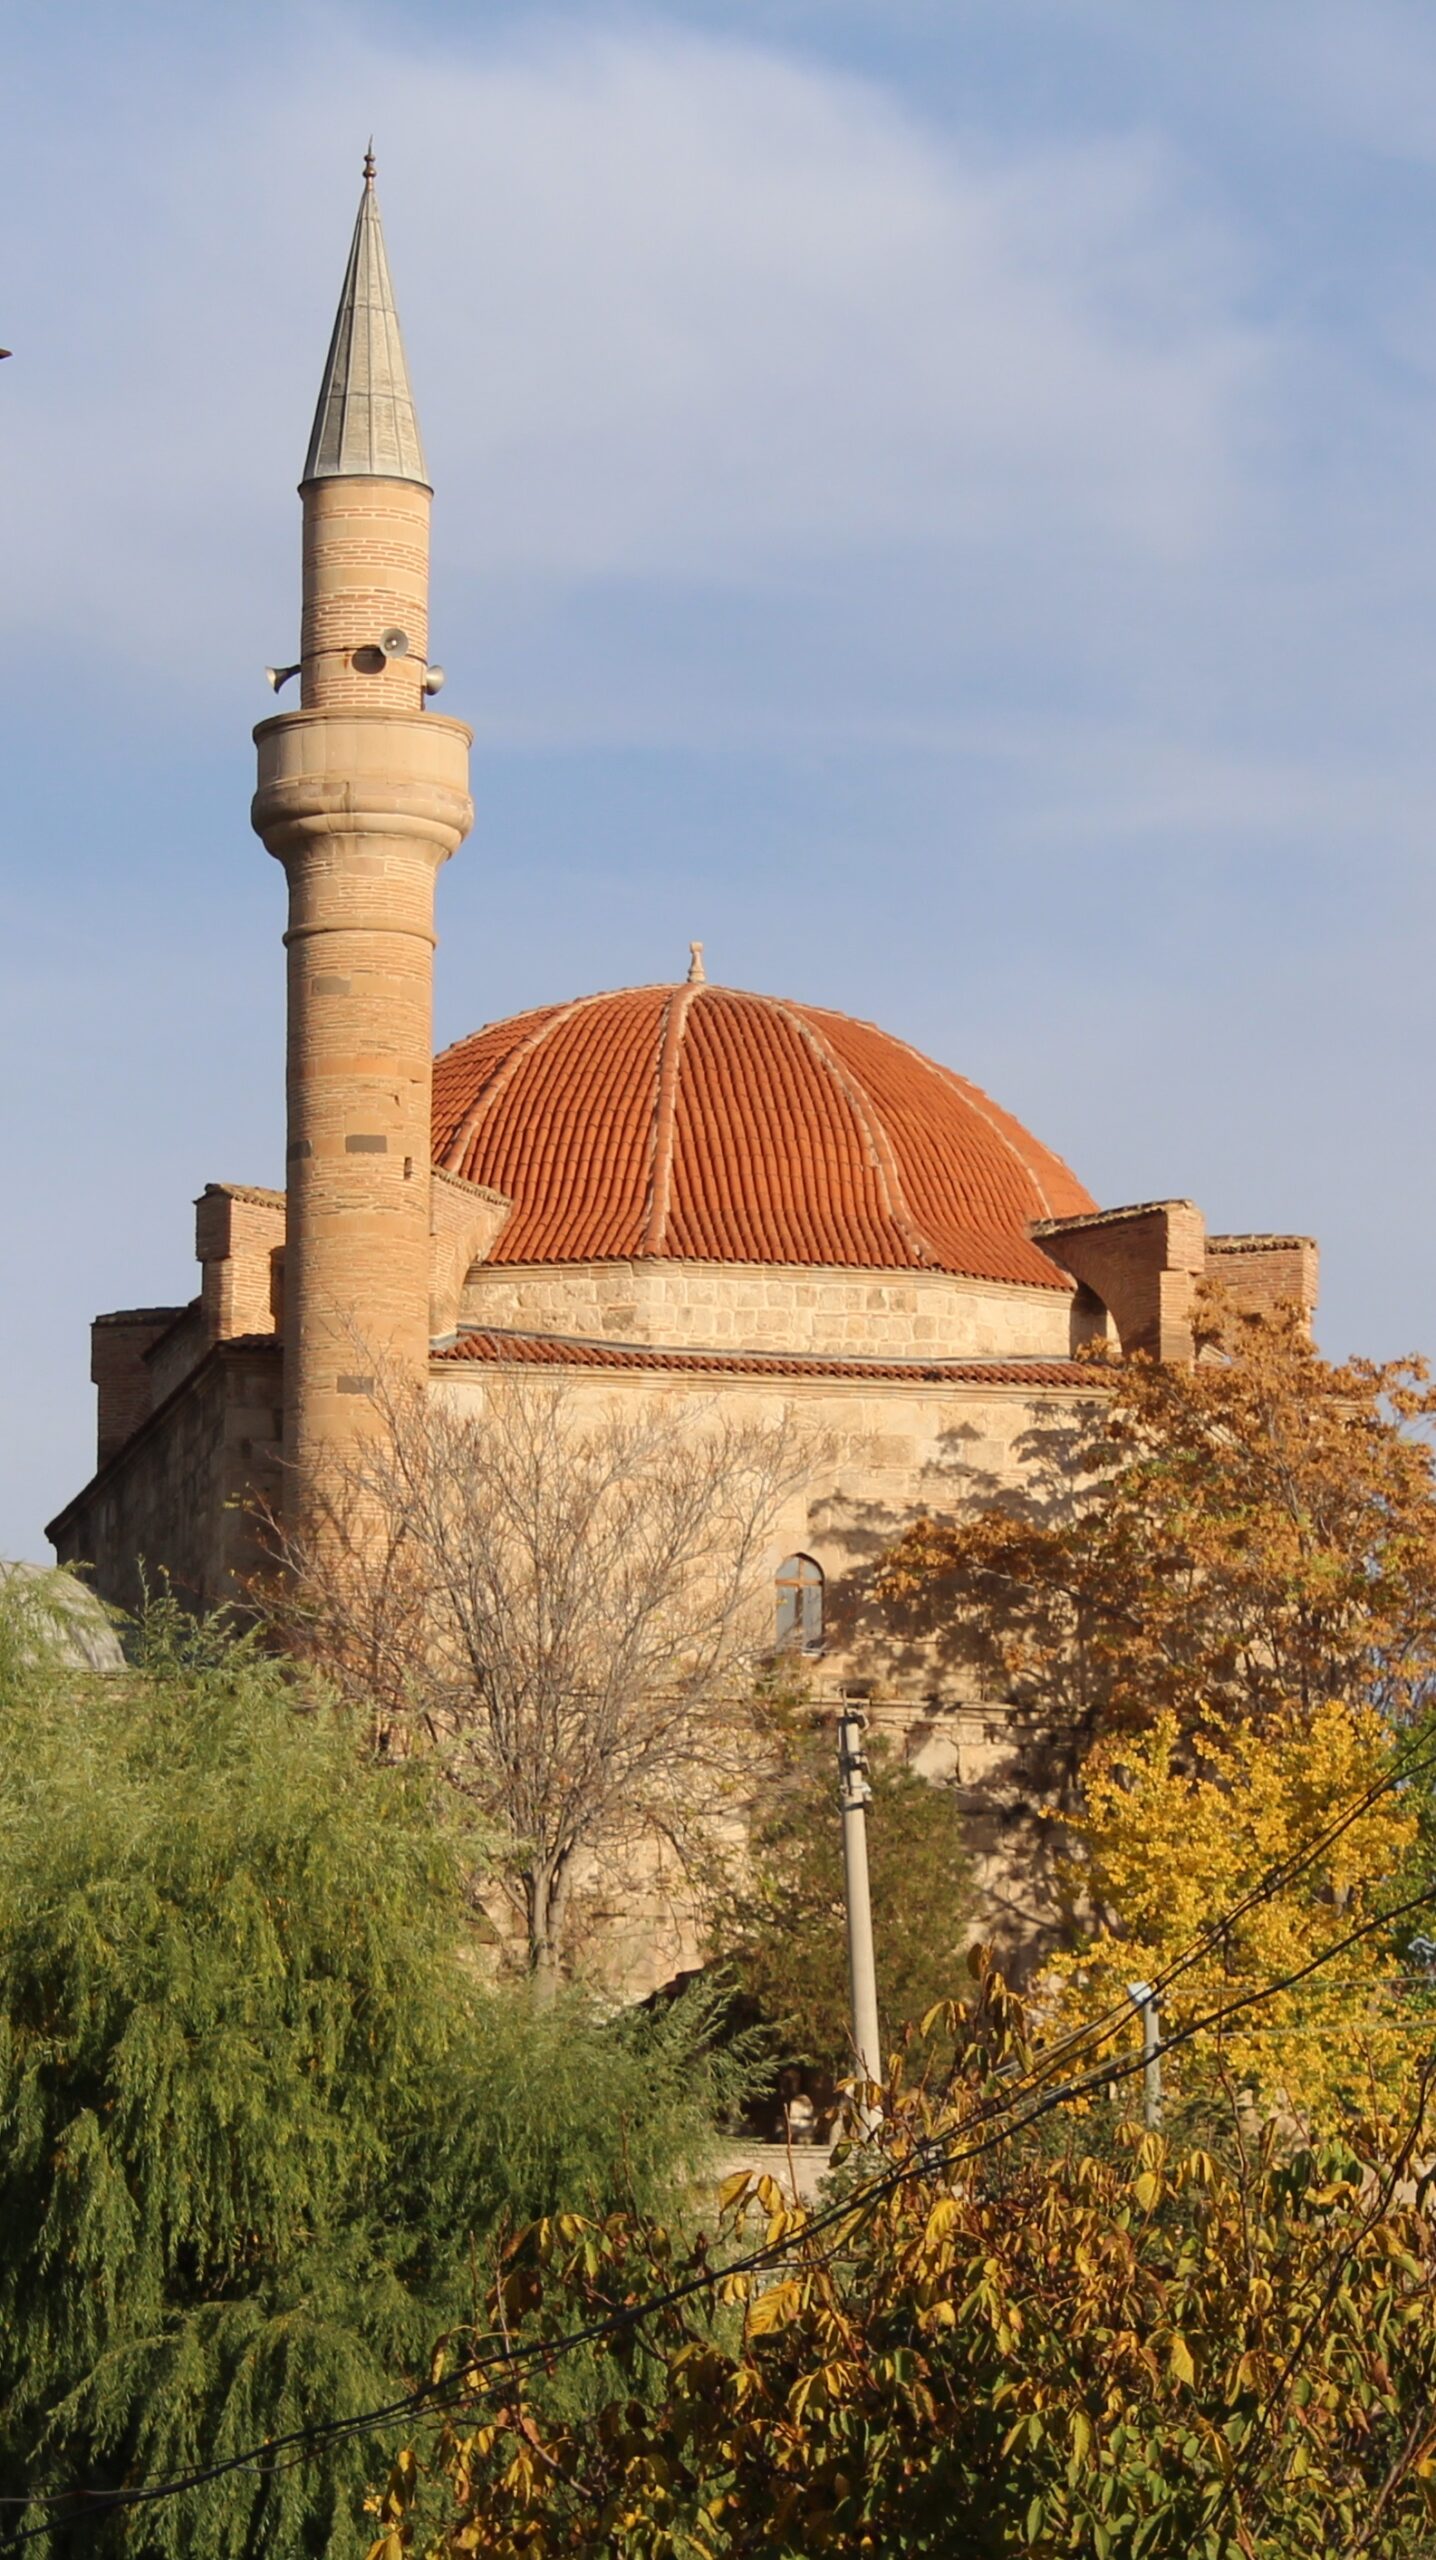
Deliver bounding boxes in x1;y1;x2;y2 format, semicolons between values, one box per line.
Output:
687;940;707;985
303;153;427;485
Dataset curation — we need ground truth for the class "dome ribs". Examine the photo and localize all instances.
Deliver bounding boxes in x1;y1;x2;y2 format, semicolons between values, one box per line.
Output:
641;985;700;1255
782;1001;936;1267
671;993;890;1265
428;979;1095;1283
495;988;660;1259
942;1065;1091;1222
432;1001;566;1166
439;988;665;1259
806;1005;1090;1288
435;1001;569;1175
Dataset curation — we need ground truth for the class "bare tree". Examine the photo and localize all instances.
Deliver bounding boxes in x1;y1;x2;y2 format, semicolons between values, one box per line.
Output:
263;1376;807;1986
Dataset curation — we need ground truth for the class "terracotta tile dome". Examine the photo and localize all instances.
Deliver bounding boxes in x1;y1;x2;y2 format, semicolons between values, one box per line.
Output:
432;982;1094;1289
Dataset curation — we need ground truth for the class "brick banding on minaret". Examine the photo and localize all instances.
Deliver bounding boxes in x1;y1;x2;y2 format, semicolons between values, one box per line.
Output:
251;154;473;1516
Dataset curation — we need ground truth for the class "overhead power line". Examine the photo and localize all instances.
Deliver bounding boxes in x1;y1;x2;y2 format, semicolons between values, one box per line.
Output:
8;1853;1433;2545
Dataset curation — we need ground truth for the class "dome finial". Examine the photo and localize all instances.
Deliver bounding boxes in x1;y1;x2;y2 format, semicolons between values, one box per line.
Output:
687;940;707;986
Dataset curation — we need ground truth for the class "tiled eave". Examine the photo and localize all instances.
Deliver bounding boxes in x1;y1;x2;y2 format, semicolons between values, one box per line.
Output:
434;1326;1109;1391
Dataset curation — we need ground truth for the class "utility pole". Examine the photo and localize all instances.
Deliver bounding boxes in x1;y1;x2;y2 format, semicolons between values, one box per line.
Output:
838;1706;883;2125
1127;1980;1162;2129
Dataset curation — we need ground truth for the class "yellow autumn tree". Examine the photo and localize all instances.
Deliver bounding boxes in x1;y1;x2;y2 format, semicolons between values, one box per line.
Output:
1049;1698;1422;2126
876;1291;1436;2127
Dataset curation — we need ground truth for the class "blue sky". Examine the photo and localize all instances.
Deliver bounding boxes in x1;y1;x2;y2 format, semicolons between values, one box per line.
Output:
5;0;1436;1555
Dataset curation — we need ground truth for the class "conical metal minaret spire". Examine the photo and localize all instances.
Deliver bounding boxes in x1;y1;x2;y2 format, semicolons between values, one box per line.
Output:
303;147;428;485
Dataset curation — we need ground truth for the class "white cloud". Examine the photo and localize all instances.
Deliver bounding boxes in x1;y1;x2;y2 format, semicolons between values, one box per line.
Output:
14;2;1436;1560
2;17;1257;682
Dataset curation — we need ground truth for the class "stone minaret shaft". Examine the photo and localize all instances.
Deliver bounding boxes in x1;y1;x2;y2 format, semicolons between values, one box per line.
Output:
252;158;472;1512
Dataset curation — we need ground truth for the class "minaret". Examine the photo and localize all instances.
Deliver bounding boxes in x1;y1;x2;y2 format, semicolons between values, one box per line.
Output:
252;154;473;1517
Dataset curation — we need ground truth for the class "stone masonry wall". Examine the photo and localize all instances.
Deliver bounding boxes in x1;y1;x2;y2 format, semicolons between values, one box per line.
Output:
434;1357;1074;1646
459;1257;1077;1360
434;1355;1098;1980
91;1309;187;1469
51;1343;282;1620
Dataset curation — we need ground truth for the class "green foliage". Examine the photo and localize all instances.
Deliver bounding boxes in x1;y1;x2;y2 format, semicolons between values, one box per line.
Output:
0;1594;738;2560
384;1970;1436;2559
706;1717;973;2091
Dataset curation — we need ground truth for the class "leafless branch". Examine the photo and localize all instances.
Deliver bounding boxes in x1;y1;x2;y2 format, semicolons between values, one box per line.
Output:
261;1369;808;1985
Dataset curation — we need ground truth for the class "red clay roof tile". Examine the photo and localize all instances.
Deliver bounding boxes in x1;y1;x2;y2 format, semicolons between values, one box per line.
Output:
434;1329;1101;1391
432;983;1092;1290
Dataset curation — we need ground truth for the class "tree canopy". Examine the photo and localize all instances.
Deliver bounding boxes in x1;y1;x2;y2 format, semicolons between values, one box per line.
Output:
374;1968;1436;2559
375;1300;1436;2552
876;1295;1436;1770
1047;1698;1423;2127
263;1377;804;1983
0;1588;743;2560
705;1713;973;2105
875;1294;1436;2131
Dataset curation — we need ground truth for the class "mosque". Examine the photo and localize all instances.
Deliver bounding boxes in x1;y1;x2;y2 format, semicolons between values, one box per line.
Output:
47;164;1316;1948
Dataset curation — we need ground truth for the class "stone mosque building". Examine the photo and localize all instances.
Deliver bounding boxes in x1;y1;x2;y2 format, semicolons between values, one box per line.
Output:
48;165;1317;1953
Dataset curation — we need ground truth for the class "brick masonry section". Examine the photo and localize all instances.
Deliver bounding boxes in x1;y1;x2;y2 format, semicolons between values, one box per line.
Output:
1206;1233;1319;1321
253;462;474;1510
91;1309;188;1469
1032;1200;1207;1362
196;1184;286;1342
1033;1205;1319;1357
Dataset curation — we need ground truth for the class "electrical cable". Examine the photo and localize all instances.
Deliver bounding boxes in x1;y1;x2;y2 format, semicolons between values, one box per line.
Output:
8;1694;1436;2534
8;1870;1433;2544
906;1710;1436;2142
1204;2054;1436;2547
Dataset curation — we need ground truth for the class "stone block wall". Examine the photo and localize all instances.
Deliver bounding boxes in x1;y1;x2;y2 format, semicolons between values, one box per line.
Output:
435;1356;1087;1623
459;1256;1076;1360
436;1352;1099;1971
51;1342;283;1619
143;1307;207;1410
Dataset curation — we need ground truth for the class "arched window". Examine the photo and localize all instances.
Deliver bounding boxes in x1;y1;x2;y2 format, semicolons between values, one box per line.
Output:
775;1553;824;1655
